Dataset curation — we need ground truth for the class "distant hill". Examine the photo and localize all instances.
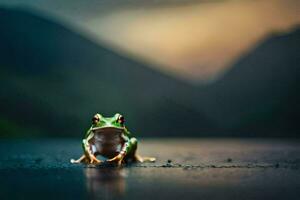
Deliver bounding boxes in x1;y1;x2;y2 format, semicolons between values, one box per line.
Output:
198;28;300;136
0;7;299;137
0;7;212;137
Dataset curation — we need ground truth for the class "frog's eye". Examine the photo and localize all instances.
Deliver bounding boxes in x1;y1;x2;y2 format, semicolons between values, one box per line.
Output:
117;115;125;125
92;114;100;124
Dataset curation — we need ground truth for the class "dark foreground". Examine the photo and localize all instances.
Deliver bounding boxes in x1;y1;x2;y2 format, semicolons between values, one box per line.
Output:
0;138;300;200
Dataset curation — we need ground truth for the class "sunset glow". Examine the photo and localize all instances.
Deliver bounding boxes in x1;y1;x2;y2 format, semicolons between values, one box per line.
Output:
86;0;300;82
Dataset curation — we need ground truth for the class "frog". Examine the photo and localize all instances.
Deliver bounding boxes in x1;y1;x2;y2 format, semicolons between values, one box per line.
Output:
71;113;155;166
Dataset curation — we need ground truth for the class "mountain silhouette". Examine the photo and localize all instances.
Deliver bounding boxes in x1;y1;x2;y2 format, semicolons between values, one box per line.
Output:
0;7;212;137
198;27;300;136
0;7;299;137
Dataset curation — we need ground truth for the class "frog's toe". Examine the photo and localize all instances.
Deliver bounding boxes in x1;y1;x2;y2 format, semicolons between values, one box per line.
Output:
135;155;156;163
70;154;89;164
70;158;82;164
107;154;124;166
89;155;101;164
90;158;100;164
146;157;156;162
107;157;119;163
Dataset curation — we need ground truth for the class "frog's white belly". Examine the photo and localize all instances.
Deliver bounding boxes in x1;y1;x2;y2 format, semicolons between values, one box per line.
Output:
90;129;125;157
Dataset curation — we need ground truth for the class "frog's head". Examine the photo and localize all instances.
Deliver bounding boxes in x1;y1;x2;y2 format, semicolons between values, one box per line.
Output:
91;113;125;133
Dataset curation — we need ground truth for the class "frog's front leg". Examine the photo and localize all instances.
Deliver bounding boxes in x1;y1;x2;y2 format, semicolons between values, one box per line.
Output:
71;139;101;164
71;131;101;164
107;137;137;165
107;137;156;165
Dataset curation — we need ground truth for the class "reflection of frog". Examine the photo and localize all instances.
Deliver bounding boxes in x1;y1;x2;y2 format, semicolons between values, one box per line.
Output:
71;113;155;166
85;168;126;199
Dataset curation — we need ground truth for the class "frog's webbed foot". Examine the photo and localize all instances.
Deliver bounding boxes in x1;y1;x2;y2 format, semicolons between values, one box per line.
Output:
135;155;156;163
70;154;101;164
107;154;124;166
88;154;101;164
70;155;87;164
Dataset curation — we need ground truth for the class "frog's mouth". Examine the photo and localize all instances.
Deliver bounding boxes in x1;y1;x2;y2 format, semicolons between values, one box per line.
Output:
91;126;124;134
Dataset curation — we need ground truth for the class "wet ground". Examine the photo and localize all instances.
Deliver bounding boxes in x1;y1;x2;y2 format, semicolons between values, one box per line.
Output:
0;138;300;200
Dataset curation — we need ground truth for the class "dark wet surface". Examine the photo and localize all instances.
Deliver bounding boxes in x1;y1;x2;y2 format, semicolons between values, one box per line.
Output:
0;138;300;200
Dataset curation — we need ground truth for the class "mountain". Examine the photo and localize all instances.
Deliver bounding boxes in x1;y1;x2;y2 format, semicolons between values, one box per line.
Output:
198;28;300;136
0;7;299;137
0;7;212;137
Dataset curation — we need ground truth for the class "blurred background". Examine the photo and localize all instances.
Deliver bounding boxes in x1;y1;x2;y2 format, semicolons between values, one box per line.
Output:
0;0;299;138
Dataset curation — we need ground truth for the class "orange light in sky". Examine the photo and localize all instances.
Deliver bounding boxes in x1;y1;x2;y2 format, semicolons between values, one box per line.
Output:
86;0;300;83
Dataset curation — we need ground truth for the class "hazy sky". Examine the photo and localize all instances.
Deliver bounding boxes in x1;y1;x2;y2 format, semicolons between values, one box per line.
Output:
1;0;299;82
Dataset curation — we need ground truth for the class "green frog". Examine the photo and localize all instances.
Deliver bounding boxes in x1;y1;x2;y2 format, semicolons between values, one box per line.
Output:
71;113;155;166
